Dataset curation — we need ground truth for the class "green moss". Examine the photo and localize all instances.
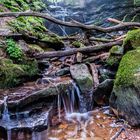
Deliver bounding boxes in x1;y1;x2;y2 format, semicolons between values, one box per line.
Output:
1;0;45;12
28;44;44;53
6;38;24;61
0;58;38;88
123;29;140;50
109;45;124;55
72;41;85;48
106;55;120;66
77;76;93;92
8;17;64;48
114;48;140;89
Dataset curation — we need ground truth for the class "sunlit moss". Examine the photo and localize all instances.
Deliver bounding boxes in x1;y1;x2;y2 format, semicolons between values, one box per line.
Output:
114;48;140;88
0;58;38;88
123;29;140;50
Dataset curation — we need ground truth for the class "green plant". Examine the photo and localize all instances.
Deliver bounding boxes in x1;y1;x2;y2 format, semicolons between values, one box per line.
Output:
6;39;23;61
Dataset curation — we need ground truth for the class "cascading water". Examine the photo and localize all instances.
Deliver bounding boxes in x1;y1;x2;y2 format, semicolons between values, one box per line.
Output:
56;82;93;140
1;96;11;140
45;0;137;35
2;96;10;123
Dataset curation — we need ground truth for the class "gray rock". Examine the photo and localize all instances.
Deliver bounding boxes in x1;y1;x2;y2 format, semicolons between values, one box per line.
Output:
18;40;30;53
8;80;73;110
55;67;70;76
93;79;114;105
70;64;94;112
70;64;93;93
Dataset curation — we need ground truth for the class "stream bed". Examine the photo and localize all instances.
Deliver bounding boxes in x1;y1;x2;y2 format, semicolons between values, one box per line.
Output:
1;0;140;140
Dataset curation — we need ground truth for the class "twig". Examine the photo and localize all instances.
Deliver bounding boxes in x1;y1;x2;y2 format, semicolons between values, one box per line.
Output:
111;127;125;140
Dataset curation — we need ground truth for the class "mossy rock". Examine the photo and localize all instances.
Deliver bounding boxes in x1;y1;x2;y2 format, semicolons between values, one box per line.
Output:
0;58;38;88
72;41;85;48
28;44;44;53
114;48;140;88
123;29;140;52
70;64;93;93
110;49;140;126
70;64;94;112
109;45;124;55
106;46;123;67
8;17;64;50
106;55;121;67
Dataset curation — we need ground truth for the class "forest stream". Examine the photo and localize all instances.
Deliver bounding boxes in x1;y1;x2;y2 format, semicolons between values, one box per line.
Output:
1;0;140;140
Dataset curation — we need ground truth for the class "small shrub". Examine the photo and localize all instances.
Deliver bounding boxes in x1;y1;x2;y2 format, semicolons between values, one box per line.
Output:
6;39;23;61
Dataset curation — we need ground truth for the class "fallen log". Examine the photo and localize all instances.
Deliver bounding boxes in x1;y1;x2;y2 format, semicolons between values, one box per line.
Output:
34;40;122;59
0;12;140;32
83;53;109;63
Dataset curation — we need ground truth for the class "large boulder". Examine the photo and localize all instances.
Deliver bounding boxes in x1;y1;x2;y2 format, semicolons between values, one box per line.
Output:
110;49;140;126
70;64;94;112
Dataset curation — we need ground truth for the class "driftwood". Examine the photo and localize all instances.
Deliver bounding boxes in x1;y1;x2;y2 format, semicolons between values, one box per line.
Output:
0;12;140;33
34;40;122;59
88;63;99;89
83;53;109;63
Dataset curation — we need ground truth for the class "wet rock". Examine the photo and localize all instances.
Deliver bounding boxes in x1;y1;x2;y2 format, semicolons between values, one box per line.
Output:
55;67;70;76
8;80;73;110
0;109;51;132
110;49;140;126
0;126;7;140
70;64;93;112
38;60;50;70
93;79;114;105
99;67;115;82
70;64;93;93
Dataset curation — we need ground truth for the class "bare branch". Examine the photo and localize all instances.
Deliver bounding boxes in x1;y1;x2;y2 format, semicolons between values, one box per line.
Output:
0;12;140;33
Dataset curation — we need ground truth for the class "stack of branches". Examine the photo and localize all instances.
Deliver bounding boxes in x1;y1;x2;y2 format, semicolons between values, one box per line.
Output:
0;12;139;60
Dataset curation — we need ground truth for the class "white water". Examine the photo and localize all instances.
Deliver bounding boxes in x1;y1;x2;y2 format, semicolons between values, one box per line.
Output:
2;96;10;122
56;82;93;140
2;96;11;140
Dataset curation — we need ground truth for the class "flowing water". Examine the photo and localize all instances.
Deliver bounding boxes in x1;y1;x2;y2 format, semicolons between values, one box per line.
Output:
45;0;138;35
1;0;140;139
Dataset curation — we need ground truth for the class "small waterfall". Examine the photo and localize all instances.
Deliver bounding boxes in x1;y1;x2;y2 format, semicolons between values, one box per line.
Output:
57;94;61;121
57;81;93;119
2;96;10;122
2;96;11;140
56;81;93;139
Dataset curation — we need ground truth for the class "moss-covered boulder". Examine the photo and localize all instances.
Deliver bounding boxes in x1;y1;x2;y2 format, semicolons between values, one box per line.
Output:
123;29;140;52
110;48;140;126
0;58;38;88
